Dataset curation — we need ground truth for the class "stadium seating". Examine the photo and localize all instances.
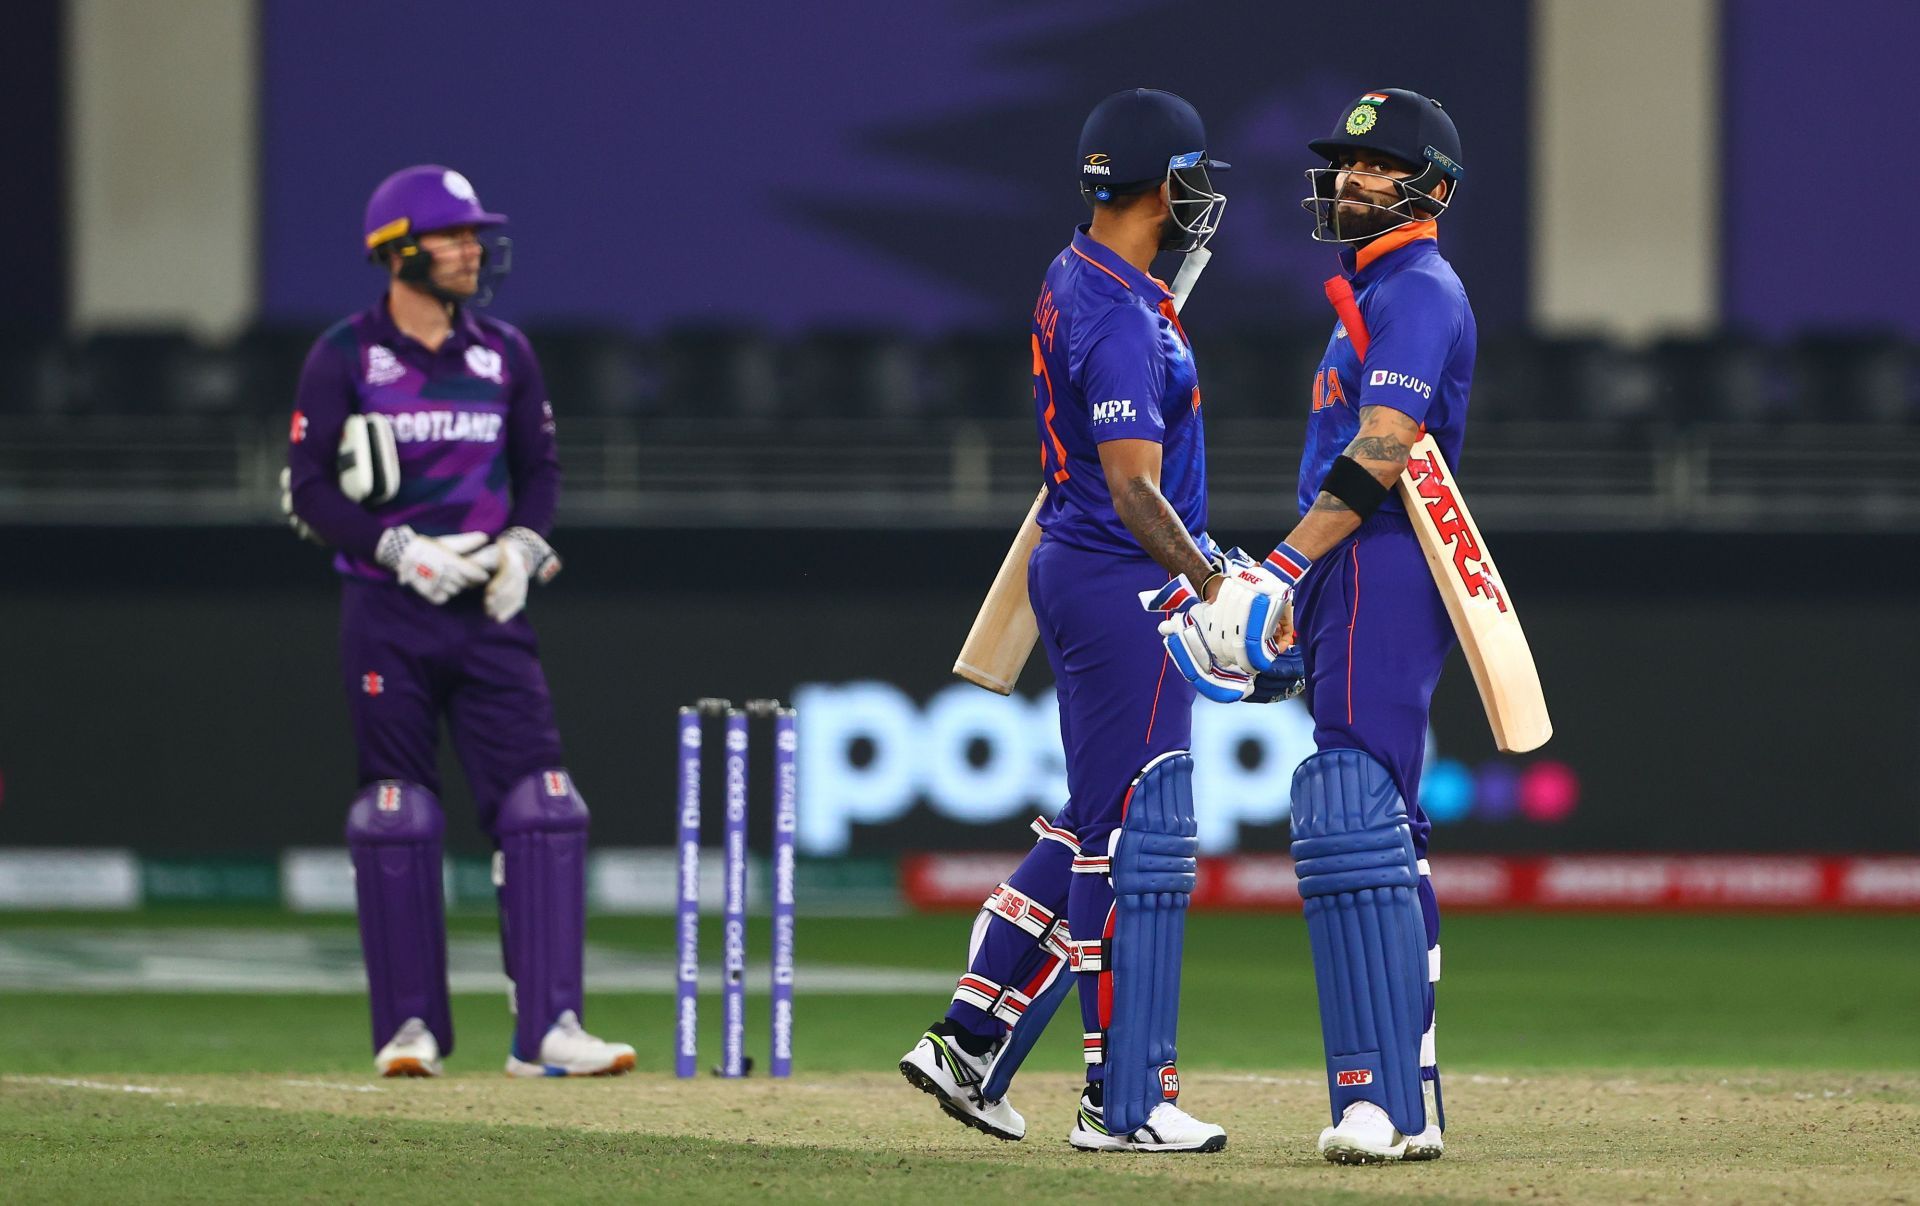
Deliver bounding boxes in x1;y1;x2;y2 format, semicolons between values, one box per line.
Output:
0;323;1912;425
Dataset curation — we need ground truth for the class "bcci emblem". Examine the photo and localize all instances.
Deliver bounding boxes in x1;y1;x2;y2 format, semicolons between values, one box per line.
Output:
1345;105;1378;136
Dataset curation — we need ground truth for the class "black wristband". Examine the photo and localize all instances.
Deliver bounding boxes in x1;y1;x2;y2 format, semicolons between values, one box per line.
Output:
1318;455;1392;519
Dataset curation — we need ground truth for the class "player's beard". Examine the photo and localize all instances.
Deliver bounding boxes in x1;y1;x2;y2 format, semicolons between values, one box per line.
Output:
1333;193;1409;243
1157;210;1193;253
430;266;481;301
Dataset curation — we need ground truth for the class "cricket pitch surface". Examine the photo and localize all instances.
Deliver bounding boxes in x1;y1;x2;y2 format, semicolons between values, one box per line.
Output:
6;1068;1915;1203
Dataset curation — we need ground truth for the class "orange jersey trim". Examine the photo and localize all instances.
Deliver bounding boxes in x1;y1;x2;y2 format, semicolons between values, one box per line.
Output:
1353;219;1437;274
1070;245;1133;291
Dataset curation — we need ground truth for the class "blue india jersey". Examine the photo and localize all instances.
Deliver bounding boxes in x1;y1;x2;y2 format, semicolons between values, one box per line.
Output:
1031;226;1208;556
1297;223;1476;516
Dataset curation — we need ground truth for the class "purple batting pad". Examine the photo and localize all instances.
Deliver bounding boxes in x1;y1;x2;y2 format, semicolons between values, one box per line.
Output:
347;780;451;1055
495;768;590;1063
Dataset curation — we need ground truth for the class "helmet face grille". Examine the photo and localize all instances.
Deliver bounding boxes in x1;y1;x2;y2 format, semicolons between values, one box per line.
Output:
1300;165;1455;245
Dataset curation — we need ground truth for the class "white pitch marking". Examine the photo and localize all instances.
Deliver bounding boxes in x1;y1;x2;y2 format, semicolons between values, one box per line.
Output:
281;1079;387;1094
3;1074;180;1095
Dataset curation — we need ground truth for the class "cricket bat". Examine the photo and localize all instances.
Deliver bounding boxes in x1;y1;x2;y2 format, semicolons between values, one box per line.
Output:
1398;435;1552;753
953;248;1213;694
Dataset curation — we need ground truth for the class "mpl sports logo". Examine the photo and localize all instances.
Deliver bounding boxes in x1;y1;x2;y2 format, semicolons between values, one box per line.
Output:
1336;1069;1374;1087
1091;398;1137;425
1405;449;1509;612
1368;368;1434;400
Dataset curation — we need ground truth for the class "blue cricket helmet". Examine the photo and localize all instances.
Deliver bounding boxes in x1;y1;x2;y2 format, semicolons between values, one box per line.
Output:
1304;88;1463;243
1076;88;1229;251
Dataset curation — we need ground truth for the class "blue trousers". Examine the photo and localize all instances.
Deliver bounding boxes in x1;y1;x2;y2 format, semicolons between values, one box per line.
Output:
943;534;1192;1081
1292;508;1455;1113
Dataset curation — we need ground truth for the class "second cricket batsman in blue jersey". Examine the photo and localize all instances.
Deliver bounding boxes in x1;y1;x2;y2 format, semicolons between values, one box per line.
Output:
899;87;1243;1154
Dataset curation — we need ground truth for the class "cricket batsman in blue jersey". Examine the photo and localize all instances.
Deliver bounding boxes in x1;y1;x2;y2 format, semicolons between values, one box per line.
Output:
285;165;633;1079
902;88;1284;1153
1154;88;1472;1163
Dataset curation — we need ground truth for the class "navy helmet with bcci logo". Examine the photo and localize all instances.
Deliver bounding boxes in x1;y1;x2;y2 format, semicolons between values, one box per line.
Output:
1303;87;1464;243
1077;87;1229;252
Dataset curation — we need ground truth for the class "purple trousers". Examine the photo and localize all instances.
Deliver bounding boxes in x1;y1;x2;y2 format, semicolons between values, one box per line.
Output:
340;578;564;827
340;578;577;1060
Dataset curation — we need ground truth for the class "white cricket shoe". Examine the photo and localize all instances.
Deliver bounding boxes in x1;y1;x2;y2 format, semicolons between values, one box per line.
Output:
898;1025;1026;1141
1068;1083;1227;1153
374;1017;443;1078
504;1010;636;1078
1318;1099;1444;1163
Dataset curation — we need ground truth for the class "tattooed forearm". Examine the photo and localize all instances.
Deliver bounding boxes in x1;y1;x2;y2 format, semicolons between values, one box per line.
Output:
1309;491;1353;513
1116;476;1212;582
1345;434;1412;465
1342;405;1421;483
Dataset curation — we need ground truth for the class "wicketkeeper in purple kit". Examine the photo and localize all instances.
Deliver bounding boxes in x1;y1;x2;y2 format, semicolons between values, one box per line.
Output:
284;164;633;1078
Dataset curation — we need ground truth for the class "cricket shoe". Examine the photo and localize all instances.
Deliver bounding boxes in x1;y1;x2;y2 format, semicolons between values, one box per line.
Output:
374;1017;443;1078
504;1010;637;1077
1068;1080;1227;1153
898;1021;1026;1141
1318;1100;1444;1164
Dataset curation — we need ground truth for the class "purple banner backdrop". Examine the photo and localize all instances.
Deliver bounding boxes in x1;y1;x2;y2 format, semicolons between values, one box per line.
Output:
1723;0;1920;338
261;0;1530;336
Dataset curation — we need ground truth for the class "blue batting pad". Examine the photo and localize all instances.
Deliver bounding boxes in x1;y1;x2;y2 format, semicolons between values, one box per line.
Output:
1290;748;1428;1137
1103;751;1198;1134
980;966;1073;1103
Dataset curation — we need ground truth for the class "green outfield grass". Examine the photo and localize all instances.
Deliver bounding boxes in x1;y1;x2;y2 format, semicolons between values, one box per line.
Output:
3;910;1916;1203
2;910;1915;1074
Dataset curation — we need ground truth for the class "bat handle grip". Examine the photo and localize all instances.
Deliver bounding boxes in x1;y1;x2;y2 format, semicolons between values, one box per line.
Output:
1169;246;1212;315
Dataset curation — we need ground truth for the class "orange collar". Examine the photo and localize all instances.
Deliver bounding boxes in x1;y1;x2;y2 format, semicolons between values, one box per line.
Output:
1354;220;1438;273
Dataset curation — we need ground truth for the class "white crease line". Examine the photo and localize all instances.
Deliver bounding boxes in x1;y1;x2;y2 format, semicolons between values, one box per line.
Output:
1213;1074;1320;1087
282;1079;386;1094
4;1075;180;1095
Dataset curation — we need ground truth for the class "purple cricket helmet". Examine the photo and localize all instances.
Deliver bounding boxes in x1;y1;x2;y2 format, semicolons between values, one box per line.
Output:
363;165;512;304
363;165;507;251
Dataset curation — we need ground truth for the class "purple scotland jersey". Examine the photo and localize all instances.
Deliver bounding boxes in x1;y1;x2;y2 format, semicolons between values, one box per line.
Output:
287;295;559;578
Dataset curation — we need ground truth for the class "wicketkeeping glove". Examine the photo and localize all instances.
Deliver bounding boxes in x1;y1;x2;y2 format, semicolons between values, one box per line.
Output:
376;526;492;606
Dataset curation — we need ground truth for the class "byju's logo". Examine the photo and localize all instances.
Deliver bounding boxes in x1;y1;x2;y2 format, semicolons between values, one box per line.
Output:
1367;369;1433;399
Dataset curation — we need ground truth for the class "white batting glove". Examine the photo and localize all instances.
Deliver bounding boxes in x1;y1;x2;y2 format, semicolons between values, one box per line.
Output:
377;526;492;606
1138;575;1255;704
1200;544;1312;673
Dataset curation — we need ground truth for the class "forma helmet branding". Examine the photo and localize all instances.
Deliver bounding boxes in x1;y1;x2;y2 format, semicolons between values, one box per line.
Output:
1076;88;1229;252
